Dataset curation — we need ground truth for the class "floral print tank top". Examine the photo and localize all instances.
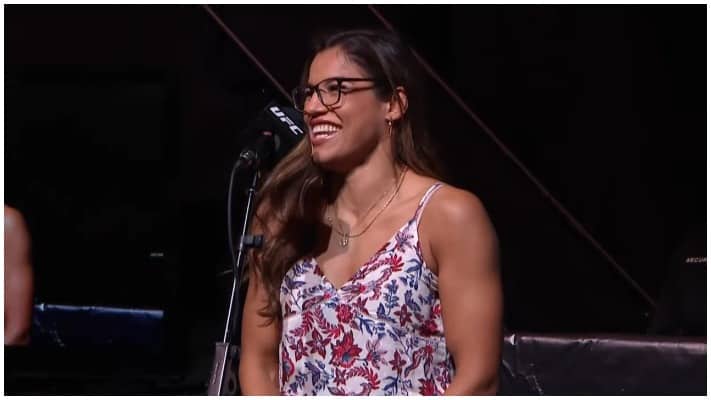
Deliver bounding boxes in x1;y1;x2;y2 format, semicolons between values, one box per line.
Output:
279;183;453;395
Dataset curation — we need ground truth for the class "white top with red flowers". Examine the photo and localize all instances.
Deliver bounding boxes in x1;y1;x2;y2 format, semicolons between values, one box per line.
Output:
279;183;454;395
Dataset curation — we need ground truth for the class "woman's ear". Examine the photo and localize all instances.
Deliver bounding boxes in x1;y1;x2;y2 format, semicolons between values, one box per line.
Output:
385;86;408;122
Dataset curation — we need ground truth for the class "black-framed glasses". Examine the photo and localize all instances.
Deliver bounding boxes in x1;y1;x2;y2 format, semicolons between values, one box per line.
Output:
291;77;383;112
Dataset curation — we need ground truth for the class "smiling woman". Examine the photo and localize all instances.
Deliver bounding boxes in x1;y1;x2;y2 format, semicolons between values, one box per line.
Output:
238;29;502;396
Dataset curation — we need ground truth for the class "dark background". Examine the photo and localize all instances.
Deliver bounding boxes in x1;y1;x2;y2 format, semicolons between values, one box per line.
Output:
4;4;706;394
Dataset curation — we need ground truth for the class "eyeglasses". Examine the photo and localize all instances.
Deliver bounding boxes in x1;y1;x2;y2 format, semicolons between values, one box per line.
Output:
291;77;383;112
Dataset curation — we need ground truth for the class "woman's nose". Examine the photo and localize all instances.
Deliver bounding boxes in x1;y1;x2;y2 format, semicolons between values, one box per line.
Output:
303;92;326;115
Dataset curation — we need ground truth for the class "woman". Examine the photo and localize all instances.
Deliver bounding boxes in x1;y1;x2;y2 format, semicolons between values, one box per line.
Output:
239;29;502;395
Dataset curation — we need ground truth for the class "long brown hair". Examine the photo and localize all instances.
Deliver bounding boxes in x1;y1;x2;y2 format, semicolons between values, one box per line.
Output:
249;29;444;322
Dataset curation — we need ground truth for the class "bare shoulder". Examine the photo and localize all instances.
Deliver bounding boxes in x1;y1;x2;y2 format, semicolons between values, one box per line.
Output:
4;206;29;239
5;206;25;228
402;172;492;231
425;184;492;228
417;182;498;272
4;206;32;264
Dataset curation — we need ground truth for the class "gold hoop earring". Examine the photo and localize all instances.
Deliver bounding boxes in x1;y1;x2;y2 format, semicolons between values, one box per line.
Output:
387;119;393;137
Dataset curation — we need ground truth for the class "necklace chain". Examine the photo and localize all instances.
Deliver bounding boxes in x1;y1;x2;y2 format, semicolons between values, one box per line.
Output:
326;167;408;247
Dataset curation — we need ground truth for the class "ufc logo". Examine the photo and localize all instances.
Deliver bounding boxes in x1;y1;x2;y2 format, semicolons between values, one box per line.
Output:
270;106;304;136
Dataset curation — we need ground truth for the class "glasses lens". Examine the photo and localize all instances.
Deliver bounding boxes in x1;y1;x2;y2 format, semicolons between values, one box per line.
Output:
292;79;346;110
319;80;341;107
292;87;306;111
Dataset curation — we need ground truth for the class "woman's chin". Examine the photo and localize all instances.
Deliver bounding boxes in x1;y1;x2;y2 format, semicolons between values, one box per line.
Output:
312;154;337;170
311;151;352;173
311;148;328;164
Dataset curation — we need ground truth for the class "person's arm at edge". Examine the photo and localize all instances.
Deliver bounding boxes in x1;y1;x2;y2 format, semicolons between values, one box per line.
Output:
5;206;34;346
425;188;502;395
237;208;281;394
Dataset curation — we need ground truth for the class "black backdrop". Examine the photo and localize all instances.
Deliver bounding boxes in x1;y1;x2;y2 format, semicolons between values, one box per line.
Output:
4;4;706;391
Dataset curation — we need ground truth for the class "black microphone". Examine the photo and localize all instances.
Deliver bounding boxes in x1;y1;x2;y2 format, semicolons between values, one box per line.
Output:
215;102;306;396
238;102;306;170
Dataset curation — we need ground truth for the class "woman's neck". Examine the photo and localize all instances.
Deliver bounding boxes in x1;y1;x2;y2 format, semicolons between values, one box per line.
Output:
330;156;402;221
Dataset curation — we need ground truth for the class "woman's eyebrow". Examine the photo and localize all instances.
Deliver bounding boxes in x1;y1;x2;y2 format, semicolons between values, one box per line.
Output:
306;77;341;87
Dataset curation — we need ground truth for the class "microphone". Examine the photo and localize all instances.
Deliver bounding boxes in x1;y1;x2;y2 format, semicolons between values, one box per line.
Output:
215;101;306;396
238;102;306;170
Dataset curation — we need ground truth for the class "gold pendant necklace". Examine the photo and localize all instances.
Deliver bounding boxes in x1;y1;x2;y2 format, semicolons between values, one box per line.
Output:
327;167;408;248
326;212;352;248
339;231;349;247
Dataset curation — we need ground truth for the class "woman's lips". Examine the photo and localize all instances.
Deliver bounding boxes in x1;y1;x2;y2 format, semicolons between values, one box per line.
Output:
310;123;341;146
310;129;339;146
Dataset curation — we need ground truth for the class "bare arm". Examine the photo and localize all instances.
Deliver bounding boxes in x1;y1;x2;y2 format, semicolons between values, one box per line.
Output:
5;206;34;346
238;208;281;394
238;267;281;394
426;188;502;395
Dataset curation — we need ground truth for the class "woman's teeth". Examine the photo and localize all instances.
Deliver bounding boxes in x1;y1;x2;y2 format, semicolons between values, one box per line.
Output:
312;124;340;136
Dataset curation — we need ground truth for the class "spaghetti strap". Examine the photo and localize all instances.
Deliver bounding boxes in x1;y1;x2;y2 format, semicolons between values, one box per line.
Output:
414;182;444;226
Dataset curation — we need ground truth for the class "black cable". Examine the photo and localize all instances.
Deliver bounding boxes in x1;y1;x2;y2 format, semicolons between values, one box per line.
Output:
226;158;244;276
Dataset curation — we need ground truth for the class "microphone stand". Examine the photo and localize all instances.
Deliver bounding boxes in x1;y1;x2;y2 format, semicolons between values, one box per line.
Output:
207;153;263;396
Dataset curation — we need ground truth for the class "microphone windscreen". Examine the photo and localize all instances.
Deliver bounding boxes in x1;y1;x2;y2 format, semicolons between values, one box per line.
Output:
242;101;306;168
